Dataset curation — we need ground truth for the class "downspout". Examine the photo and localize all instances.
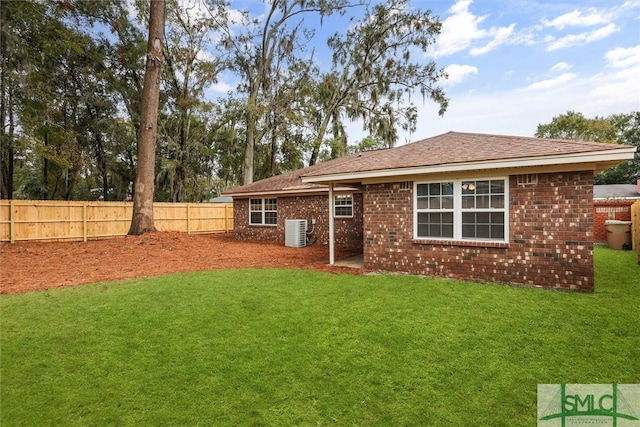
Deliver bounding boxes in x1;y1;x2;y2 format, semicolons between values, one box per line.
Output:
329;183;335;265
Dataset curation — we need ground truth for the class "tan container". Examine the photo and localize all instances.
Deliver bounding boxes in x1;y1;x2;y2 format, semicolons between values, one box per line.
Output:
605;220;632;250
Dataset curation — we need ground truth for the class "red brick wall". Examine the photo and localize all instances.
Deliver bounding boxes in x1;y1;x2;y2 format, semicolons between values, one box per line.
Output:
233;193;363;250
593;200;634;242
363;172;595;291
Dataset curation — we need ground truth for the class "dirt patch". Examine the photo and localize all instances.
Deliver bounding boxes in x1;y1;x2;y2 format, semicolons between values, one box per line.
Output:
0;232;361;295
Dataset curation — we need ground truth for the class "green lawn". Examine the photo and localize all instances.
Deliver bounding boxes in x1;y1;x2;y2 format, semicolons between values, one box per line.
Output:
1;246;638;426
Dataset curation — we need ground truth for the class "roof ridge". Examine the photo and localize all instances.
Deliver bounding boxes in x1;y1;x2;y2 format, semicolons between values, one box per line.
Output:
436;130;619;147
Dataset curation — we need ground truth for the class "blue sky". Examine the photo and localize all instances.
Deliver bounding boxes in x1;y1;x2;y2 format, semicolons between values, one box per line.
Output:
201;0;640;143
408;0;640;141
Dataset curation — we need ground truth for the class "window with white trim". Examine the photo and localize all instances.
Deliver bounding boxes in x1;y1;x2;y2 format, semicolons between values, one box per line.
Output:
334;194;353;217
249;198;277;225
415;178;508;242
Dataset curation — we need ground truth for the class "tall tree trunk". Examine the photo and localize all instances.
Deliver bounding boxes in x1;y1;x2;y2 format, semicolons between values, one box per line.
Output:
175;109;187;202
308;113;333;166
43;130;49;200
0;86;13;200
128;0;165;235
243;119;255;185
7;92;12;197
101;157;108;201
242;90;257;185
269;117;277;177
0;0;10;199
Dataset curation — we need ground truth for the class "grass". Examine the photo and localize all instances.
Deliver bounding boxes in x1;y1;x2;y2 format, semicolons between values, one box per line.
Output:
1;246;639;426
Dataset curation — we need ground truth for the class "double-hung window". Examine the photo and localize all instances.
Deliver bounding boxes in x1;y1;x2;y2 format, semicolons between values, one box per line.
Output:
415;178;507;242
249;198;277;225
334;194;353;217
415;182;454;238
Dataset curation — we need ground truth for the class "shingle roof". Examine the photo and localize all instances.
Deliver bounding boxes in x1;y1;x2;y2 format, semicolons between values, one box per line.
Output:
302;131;632;177
225;131;636;196
223;154;366;195
594;184;640;199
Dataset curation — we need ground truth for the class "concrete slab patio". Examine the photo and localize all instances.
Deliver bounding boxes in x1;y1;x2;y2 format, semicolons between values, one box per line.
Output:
333;254;364;269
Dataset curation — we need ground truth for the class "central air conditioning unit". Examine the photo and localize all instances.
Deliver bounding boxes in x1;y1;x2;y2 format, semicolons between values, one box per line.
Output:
285;219;307;247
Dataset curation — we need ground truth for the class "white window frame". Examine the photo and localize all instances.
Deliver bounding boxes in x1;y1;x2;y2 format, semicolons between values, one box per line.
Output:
414;178;509;242
334;194;353;218
249;198;278;226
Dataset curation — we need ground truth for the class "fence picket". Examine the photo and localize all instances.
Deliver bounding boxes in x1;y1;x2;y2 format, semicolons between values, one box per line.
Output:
0;200;234;243
632;200;640;264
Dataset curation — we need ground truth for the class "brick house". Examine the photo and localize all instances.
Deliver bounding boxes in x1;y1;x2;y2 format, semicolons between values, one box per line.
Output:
225;132;636;291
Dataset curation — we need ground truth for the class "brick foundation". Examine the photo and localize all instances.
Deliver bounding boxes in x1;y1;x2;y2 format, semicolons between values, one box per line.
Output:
363;172;595;291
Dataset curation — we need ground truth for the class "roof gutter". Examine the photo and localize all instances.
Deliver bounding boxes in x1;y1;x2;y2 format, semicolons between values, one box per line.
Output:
300;147;637;184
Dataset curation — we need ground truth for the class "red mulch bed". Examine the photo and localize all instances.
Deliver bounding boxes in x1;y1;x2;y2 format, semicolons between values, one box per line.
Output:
0;232;361;295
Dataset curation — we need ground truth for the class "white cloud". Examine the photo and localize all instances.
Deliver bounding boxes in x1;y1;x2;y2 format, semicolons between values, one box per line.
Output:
546;23;619;51
605;45;640;68
209;81;234;94
590;44;640;108
227;8;248;26
524;73;577;90
442;64;479;86
196;50;217;62
431;0;488;58
431;0;519;58
588;65;640;106
470;24;515;56
177;0;210;22
358;2;640;143
348;60;640;143
551;62;572;73
542;8;613;30
407;59;639;141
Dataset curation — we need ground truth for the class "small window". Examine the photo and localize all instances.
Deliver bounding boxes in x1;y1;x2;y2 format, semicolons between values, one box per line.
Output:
517;174;538;185
249;198;277;225
334;194;353;217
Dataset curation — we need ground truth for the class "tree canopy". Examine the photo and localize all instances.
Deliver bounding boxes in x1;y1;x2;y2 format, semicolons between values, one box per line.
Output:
1;0;450;200
536;110;639;184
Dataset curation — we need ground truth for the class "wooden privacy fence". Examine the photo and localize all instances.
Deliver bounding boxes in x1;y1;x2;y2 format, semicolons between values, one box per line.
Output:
0;200;234;243
633;200;640;264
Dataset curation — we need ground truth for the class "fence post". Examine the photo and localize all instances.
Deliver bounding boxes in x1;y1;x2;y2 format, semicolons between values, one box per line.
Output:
83;202;87;242
187;204;191;234
10;199;15;243
226;203;233;232
632;200;640;264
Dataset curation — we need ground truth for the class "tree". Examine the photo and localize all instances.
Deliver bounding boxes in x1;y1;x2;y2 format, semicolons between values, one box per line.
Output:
128;0;166;235
11;1;117;200
158;0;221;202
0;0;22;199
535;110;639;184
212;0;360;185
76;0;147;200
595;112;639;184
307;0;448;165
1;0;143;201
534;110;616;142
